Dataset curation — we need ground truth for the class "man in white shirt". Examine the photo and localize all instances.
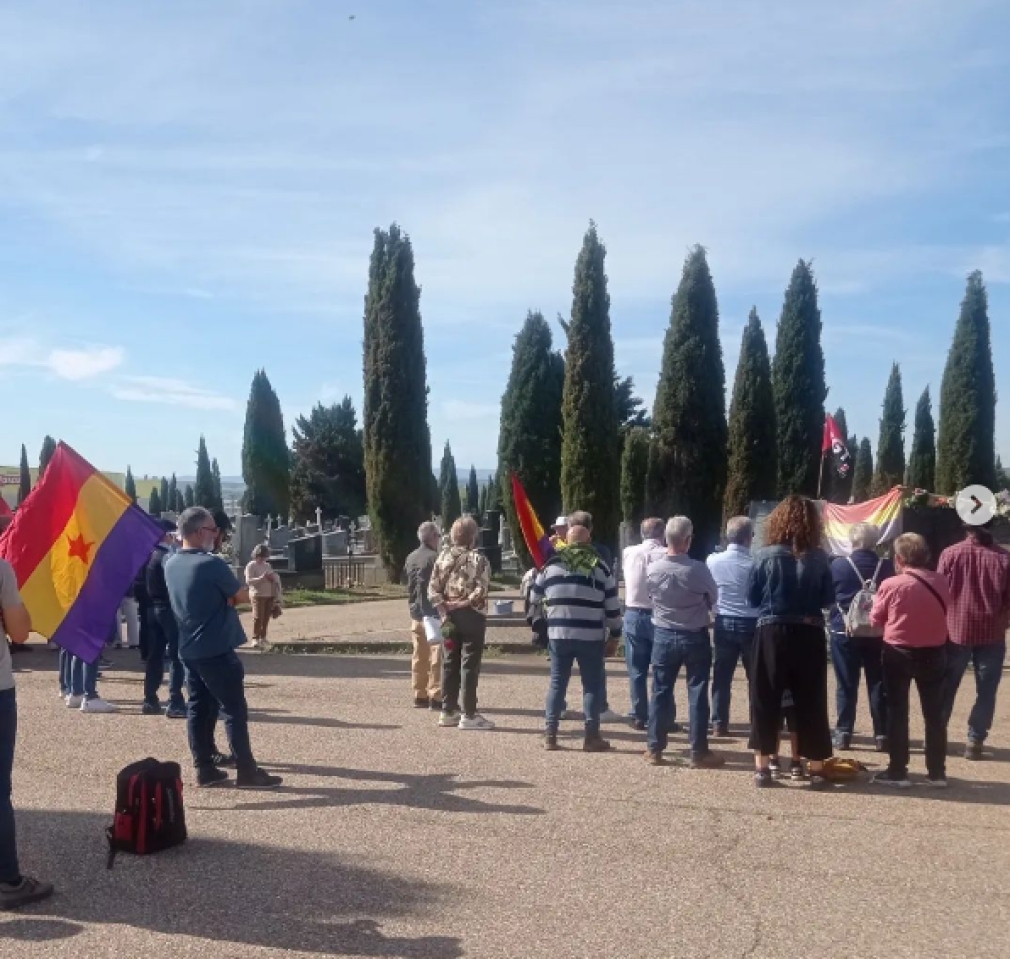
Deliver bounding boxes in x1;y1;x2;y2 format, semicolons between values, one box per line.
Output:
705;516;759;737
622;517;668;730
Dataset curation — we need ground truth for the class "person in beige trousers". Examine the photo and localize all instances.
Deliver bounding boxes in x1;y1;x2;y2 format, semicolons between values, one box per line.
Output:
404;522;442;709
245;544;281;649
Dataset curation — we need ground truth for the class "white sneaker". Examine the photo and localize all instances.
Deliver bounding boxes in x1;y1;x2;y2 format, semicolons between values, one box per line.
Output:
65;694;84;709
438;710;461;727
458;713;495;731
599;709;622;723
80;697;117;714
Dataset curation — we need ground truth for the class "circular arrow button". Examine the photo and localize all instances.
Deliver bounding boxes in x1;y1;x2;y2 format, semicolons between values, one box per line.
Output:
955;485;996;526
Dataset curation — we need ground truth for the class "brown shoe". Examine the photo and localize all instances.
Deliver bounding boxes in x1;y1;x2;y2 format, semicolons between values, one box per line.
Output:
583;735;612;753
644;749;665;766
413;697;429;709
690;750;725;769
544;734;559;751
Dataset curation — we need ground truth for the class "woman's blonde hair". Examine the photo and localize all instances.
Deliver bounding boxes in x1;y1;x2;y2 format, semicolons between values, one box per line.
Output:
450;516;479;548
893;533;930;569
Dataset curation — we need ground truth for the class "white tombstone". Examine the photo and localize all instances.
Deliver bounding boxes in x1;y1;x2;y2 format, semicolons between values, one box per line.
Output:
315;507;323;529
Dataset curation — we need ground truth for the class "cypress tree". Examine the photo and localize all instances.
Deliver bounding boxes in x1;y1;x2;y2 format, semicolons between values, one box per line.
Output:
487;470;503;514
211;458;224;513
478;482;488;522
936;271;997;493
827;408;852;504
907;386;936;491
17;445;30;505
289;397;366;523
853;438;873;502
168;474;178;513
995;456;1008;492
124;466;137;503
159;477;170;512
723;308;776;520
873;363;906;494
242;369;291;518
184;484;195;509
363;224;433;578
498;310;565;565
620;427;650;527
39;435;57;480
646;245;727;558
560;222;621;554
772;260;827;496
439;442;461;528
148;485;163;516
466;465;480;516
194;437;216;509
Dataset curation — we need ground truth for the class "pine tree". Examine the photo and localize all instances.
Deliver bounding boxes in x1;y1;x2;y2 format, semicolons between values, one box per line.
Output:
148;486;163;516
16;445;30;505
498;310;565;566
936;271;997;493
194;437;216;509
772;260;827;496
907;386;936;491
159;477;170;512
466;465;479;516
210;458;224;513
560;222;621;553
873;363;906;494
646;245;727;558
242;369;291;518
184;484;195;509
620;427;650;527
439;442;461;529
38;435;57;480
853;438;873;502
827;408;852;504
168;474;178;514
363;224;433;578
124;466;137;503
289;397;367;523
723;308;776;520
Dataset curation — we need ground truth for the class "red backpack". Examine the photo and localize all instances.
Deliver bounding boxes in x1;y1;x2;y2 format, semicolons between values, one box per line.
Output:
107;758;187;868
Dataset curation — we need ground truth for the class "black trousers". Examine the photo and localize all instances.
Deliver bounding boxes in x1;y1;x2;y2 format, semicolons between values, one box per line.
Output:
881;643;947;779
749;623;832;761
441;607;486;717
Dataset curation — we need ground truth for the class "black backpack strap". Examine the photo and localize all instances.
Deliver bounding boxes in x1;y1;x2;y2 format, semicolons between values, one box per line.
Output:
904;571;948;616
106;827;119;869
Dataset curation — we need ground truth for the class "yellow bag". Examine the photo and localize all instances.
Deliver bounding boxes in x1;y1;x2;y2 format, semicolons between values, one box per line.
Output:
819;757;866;782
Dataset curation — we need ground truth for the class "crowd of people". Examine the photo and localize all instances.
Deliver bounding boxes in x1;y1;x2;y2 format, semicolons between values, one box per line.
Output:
406;497;1009;791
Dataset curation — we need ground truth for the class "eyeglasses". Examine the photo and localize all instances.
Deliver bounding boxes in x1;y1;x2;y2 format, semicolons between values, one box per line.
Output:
200;526;219;534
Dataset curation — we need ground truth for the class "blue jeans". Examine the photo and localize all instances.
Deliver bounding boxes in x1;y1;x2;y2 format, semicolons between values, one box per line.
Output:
624;609;654;724
0;688;18;884
185;650;256;775
59;648;72;696
545;639;606;735
711;616;756;729
942;641;1006;744
648;627;712;756
830;632;887;737
70;657;98;700
144;606;185;709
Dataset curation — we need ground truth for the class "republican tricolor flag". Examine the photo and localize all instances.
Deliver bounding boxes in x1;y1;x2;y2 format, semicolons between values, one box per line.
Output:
0;443;163;663
509;473;555;570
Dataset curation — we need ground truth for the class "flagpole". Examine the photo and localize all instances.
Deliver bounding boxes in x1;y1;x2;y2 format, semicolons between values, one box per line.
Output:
816;449;826;500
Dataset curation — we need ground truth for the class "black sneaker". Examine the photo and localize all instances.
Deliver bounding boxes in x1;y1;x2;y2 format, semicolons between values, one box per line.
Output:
0;876;55;911
197;767;230;788
428;699;442;711
832;731;851;750
211;750;236;768
965;741;984;761
872;770;911;788
631;719;647;732
236;767;283;790
768;755;781;775
754;769;774;788
141;701;162;715
165;704;187;720
790;760;807;781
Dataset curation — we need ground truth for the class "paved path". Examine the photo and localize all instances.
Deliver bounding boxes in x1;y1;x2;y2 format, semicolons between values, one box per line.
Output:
4;646;1010;958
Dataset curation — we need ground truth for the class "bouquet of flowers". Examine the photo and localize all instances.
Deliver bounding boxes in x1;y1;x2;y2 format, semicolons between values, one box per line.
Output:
441;617;458;651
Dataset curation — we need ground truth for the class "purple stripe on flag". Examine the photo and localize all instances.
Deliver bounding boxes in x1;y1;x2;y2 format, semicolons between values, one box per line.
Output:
53;505;163;664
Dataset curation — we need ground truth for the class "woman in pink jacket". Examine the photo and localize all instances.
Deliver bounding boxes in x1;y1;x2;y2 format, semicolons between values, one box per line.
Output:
870;533;952;788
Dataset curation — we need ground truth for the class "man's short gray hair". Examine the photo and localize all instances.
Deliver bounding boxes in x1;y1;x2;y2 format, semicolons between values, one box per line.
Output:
665;516;693;548
179;506;213;540
849;522;880;550
640;517;665;540
567;510;593;531
417;521;438;543
725;516;753;545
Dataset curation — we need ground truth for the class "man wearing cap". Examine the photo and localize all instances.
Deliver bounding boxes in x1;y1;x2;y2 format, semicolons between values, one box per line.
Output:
142;519;187;718
549;517;568;551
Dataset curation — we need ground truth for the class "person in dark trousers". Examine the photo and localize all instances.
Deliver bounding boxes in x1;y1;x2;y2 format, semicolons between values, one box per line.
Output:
747;496;835;790
870;533;952;788
165;507;281;790
404;522;442;710
829;522;894;751
143;520;187;718
133;549;152;662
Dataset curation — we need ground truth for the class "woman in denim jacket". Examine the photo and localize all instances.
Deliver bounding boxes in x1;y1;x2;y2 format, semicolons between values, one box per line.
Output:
747;496;835;789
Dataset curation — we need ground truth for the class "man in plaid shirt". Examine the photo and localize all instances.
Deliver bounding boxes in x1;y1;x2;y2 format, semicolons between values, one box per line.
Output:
938;524;1010;760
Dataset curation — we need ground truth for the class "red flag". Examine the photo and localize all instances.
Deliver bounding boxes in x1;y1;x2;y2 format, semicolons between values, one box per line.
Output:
509;473;554;569
0;498;11;520
822;415;852;478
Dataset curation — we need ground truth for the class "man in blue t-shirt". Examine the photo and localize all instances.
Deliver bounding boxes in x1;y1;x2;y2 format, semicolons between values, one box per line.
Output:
165;507;281;790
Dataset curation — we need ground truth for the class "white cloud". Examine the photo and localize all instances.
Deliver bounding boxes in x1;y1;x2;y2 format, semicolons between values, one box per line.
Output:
0;338;124;380
111;375;238;411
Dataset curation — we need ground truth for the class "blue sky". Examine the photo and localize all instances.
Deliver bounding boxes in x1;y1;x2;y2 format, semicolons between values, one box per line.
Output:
1;1;1008;480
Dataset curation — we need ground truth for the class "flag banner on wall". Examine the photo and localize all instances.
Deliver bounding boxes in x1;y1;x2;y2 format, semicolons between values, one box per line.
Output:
822;488;903;556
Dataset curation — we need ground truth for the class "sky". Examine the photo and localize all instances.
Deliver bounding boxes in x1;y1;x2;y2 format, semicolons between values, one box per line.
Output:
1;0;1008;480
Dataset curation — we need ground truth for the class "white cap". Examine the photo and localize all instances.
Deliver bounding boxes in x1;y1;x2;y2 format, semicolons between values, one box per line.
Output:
554;516;568;529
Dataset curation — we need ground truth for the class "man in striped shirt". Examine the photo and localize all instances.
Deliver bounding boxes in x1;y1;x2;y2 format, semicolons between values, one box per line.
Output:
531;525;622;753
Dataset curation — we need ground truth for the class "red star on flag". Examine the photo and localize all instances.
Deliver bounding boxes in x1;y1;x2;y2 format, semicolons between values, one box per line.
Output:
67;534;93;564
